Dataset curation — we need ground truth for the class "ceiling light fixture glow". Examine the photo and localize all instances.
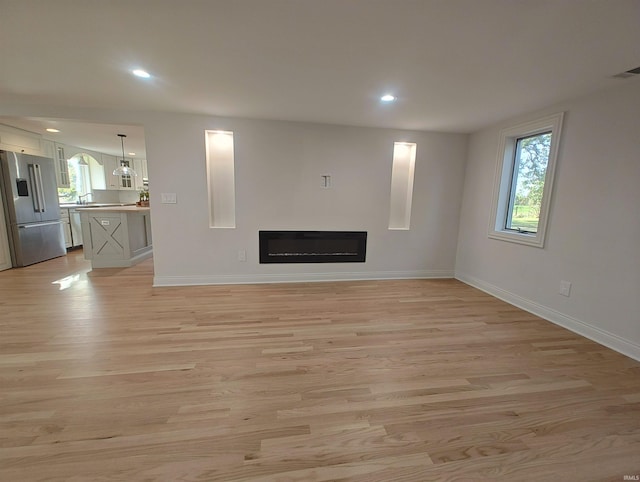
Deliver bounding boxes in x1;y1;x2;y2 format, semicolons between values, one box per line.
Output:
132;69;151;79
380;94;396;102
128;152;136;156
46;128;60;133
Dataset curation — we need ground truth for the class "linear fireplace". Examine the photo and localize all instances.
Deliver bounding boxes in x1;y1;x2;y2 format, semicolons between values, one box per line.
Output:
259;231;367;264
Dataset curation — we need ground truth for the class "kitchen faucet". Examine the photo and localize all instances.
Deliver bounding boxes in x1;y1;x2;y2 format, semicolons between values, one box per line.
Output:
77;193;93;205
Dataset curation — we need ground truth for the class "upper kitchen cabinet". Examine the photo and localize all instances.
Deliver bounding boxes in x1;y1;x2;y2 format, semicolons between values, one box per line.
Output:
103;155;138;190
102;154;119;190
37;139;71;188
133;159;148;190
0;124;43;156
41;139;56;159
55;144;71;188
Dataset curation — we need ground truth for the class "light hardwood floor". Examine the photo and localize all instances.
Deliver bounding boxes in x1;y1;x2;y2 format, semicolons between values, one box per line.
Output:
1;251;639;481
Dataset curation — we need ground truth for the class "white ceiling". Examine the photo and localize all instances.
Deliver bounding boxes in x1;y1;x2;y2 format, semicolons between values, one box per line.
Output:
1;0;639;156
0;117;147;159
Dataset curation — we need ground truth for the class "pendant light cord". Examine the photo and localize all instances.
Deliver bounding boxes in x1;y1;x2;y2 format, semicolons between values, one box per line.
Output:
119;134;127;166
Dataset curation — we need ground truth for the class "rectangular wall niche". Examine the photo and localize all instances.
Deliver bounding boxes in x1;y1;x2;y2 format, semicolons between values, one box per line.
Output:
259;231;367;263
205;130;236;228
388;141;417;230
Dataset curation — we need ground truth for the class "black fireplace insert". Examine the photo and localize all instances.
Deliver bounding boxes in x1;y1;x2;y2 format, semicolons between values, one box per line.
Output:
259;231;367;264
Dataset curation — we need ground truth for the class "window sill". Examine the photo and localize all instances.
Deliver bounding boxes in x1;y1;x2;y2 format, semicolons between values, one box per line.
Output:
488;230;545;248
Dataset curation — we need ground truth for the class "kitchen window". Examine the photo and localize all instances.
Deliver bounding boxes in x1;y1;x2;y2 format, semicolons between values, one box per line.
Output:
57;153;94;203
488;112;564;248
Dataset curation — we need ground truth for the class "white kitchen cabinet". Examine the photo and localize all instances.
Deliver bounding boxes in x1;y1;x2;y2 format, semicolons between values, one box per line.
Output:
0;124;42;156
119;159;135;190
133;159;148;190
54;144;71;188
140;159;148;180
60;209;72;248
100;154;118;190
142;159;149;188
60;208;83;248
63;223;72;248
41;139;56;160
102;155;119;190
103;154;136;190
69;209;83;246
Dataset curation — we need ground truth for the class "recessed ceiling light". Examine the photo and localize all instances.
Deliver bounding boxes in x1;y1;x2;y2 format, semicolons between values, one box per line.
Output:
132;69;151;79
128;152;136;156
380;94;396;102
46;128;60;133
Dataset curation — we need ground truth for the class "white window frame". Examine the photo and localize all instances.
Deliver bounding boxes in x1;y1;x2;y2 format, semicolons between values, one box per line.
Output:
488;112;564;248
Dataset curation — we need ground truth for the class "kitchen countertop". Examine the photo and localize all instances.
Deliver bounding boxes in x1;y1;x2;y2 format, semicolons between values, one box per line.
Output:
76;205;150;213
60;203;136;209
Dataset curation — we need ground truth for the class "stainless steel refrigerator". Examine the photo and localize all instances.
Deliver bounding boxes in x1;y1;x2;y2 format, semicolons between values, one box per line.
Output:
0;150;66;267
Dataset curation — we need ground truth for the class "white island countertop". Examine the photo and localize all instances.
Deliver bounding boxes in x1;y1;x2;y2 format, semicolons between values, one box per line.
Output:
60;203;136;209
76;205;150;213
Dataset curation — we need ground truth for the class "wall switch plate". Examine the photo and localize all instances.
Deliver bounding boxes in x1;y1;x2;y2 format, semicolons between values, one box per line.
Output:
559;280;572;297
237;250;246;262
161;193;177;204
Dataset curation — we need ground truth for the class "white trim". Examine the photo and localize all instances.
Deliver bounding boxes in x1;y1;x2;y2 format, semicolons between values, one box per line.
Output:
153;269;454;287
455;272;640;362
488;112;564;248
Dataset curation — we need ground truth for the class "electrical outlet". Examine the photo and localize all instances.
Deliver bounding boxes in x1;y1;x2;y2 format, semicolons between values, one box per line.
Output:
559;280;572;297
237;250;246;262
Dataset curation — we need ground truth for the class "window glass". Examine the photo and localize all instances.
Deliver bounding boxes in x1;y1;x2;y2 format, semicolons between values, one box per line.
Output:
58;154;93;203
506;132;552;234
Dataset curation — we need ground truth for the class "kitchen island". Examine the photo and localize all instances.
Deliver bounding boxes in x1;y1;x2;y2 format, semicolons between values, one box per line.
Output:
78;205;152;268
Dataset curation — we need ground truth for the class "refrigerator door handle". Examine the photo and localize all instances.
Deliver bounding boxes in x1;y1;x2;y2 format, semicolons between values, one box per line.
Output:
34;163;47;213
19;221;64;229
28;164;41;212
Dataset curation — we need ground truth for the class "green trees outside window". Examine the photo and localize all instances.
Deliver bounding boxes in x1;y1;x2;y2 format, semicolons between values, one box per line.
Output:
506;132;552;233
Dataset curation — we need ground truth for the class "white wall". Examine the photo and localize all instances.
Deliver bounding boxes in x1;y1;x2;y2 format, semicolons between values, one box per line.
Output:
144;114;468;284
455;80;640;360
3;85;639;359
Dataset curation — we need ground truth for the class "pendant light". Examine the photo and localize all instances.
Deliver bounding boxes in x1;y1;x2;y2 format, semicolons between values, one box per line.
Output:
112;134;137;176
74;153;89;166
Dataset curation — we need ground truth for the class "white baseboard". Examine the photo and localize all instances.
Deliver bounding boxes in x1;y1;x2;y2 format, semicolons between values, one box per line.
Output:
153;269;454;287
455;272;640;362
